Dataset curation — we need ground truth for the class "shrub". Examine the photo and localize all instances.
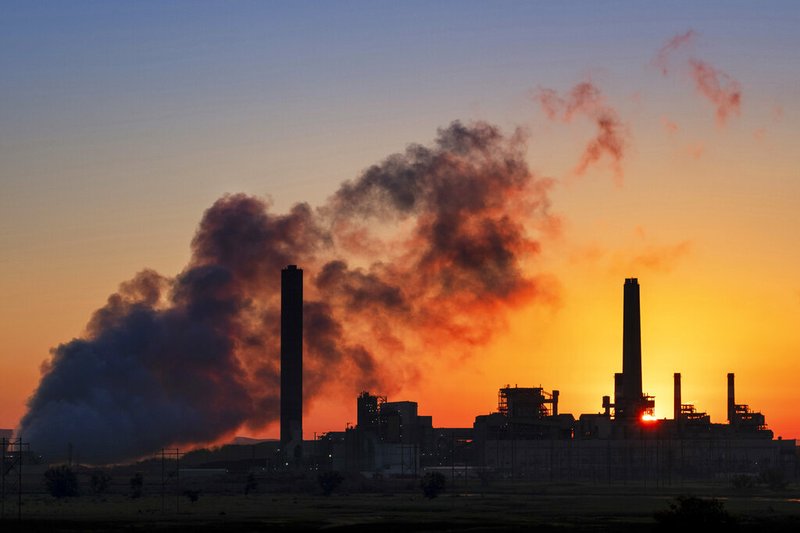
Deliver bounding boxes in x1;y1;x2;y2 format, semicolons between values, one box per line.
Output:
184;489;200;503
44;465;79;498
731;473;755;490
654;495;734;526
244;472;259;495
420;471;446;499
89;470;112;495
759;468;787;491
318;470;344;496
130;472;144;499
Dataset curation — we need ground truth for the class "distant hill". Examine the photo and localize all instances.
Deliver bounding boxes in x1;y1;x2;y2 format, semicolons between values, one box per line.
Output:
229;436;276;445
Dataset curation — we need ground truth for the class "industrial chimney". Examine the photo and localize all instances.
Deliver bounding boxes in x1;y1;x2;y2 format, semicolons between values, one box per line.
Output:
727;372;735;424
281;265;303;459
674;373;681;421
552;390;560;417
620;278;643;419
613;373;624;418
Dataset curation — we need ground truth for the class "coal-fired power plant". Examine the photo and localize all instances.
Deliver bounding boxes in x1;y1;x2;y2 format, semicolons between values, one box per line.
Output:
294;276;797;482
280;265;303;462
18;270;793;484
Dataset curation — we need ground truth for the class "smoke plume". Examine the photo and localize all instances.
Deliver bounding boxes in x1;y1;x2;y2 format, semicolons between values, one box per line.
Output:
20;121;556;463
624;241;692;274
653;30;742;125
653;29;697;75
534;82;627;183
688;59;741;125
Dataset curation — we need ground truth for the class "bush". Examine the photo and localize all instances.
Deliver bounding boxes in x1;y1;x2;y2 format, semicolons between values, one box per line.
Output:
731;473;755;490
130;472;144;499
184;489;200;503
89;470;112;495
654;495;734;526
318;470;344;496
244;472;259;495
420;471;446;499
44;465;79;498
759;468;787;491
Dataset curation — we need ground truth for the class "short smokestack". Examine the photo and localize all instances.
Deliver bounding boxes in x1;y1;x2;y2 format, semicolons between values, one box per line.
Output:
613;372;624;419
621;278;643;418
281;265;303;458
674;373;681;421
552;390;559;417
727;372;735;423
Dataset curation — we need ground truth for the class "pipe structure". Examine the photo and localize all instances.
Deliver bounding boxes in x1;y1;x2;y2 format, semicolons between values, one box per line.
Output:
674;373;682;421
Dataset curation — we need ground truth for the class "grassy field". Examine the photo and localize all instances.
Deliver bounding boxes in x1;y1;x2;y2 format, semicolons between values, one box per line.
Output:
3;480;800;532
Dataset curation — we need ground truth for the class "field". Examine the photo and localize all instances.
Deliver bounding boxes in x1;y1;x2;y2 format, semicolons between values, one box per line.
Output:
3;478;800;532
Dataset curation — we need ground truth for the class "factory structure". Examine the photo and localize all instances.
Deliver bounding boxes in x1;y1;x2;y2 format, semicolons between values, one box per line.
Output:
278;270;797;482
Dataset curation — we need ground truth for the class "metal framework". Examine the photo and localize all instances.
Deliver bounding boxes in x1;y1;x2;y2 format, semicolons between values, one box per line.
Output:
1;438;28;521
159;447;181;514
498;386;556;419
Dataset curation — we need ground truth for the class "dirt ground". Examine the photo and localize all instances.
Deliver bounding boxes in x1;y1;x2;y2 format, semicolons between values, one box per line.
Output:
3;480;800;532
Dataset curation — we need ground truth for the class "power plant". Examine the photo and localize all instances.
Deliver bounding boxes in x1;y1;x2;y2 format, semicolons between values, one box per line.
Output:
12;268;792;485
298;275;797;481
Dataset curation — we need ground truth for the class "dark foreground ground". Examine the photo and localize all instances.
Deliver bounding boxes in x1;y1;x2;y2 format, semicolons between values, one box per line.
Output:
2;483;800;532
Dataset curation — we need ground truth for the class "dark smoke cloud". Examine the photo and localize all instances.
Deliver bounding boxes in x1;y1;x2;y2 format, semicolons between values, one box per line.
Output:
534;82;627;183
653;30;742;126
20;121;556;464
316;261;408;312
21;269;254;464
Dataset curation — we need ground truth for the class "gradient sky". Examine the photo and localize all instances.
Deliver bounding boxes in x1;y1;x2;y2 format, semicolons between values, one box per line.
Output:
2;1;799;443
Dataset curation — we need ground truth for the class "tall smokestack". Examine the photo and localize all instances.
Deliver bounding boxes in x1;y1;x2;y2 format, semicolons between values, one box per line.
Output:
674;373;681;421
621;278;643;418
281;265;303;459
727;372;735;424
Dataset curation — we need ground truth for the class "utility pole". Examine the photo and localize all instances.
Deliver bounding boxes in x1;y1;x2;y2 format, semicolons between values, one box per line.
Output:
1;438;27;521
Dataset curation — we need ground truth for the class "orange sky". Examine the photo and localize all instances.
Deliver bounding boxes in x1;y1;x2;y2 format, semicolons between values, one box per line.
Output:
1;3;799;449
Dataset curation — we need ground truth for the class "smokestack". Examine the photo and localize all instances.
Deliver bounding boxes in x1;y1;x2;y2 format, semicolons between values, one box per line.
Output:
621;278;643;418
727;372;735;423
281;265;303;458
552;390;559;417
674;373;681;421
613;372;624;419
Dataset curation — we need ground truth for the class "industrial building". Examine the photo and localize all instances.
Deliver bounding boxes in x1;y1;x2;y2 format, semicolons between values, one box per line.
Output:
300;277;797;482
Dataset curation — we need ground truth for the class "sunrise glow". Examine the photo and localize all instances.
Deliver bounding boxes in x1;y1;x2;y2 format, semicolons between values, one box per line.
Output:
1;2;798;457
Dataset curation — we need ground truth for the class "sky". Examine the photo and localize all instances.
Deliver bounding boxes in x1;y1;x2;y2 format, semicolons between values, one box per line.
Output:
1;1;799;457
